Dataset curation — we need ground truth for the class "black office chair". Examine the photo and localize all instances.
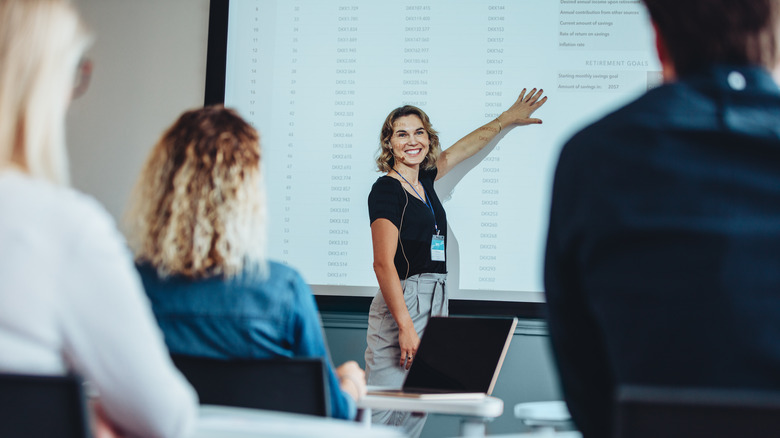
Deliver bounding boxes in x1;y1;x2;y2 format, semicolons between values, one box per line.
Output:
170;354;330;417
0;372;90;438
614;385;780;438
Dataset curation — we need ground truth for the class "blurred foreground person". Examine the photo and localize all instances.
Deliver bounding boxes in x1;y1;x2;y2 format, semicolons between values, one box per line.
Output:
0;1;197;437
546;1;780;437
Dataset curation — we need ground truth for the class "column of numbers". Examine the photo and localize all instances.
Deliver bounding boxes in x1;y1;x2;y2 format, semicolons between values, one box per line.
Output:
400;3;431;108
280;3;302;265
326;3;360;283
245;6;262;127
477;3;508;284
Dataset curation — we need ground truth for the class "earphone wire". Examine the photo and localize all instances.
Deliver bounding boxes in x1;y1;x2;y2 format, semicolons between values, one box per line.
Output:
399;187;410;291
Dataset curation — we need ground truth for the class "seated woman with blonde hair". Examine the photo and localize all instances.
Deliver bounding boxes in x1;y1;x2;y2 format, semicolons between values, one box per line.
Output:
125;105;366;420
0;1;197;437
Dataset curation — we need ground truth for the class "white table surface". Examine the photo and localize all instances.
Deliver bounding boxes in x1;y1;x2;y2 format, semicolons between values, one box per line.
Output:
194;404;404;438
358;392;504;418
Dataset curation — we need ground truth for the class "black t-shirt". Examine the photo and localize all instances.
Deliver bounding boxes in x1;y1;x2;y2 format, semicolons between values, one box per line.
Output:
368;167;447;279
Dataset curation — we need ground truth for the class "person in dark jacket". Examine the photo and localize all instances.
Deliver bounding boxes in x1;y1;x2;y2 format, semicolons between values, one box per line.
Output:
545;1;780;437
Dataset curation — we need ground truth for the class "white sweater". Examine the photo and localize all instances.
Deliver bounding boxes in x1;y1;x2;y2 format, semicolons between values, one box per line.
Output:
0;170;197;438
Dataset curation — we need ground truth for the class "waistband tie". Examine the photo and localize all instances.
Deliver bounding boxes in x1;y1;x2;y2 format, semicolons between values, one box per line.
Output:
405;273;447;316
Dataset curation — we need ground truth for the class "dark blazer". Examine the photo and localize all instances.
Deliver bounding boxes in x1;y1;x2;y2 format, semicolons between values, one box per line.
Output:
545;64;780;438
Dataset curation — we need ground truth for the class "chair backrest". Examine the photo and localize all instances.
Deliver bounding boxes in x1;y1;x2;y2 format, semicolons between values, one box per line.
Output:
614;385;780;438
0;373;90;438
171;354;330;417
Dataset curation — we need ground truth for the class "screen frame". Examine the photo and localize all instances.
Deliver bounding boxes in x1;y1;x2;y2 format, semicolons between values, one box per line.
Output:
204;0;545;318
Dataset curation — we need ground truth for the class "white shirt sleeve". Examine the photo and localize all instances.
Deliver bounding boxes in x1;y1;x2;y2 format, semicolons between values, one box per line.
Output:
57;197;198;438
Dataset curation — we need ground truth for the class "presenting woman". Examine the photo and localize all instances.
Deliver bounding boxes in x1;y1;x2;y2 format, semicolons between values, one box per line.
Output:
125;105;366;420
366;89;547;435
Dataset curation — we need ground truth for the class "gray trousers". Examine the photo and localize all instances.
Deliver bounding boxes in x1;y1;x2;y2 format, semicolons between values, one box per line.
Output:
364;273;448;438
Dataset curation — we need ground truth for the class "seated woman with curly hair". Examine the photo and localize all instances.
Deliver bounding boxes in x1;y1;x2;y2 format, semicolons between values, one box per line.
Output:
125;105;365;420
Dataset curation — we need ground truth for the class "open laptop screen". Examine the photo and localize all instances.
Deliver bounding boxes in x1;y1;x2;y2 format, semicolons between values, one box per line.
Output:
402;316;517;394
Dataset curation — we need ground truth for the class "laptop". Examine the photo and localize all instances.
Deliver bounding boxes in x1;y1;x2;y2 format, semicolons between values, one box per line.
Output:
368;316;518;400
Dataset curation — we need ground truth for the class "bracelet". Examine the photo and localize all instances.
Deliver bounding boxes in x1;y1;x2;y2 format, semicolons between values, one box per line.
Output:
495;118;503;132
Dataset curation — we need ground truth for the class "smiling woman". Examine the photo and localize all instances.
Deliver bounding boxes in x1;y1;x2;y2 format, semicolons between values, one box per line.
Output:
365;90;546;438
389;116;430;167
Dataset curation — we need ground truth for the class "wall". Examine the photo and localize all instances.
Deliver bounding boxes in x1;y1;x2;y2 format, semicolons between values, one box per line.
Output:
68;0;210;220
65;2;563;436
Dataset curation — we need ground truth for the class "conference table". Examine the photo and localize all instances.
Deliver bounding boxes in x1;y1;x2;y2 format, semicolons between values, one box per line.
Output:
194;404;404;438
357;390;505;437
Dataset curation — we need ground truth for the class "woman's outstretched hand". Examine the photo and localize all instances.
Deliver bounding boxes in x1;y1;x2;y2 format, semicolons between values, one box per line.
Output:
500;88;548;126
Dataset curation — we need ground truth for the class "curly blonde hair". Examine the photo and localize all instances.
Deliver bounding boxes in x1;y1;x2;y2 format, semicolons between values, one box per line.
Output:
125;106;267;279
376;105;441;173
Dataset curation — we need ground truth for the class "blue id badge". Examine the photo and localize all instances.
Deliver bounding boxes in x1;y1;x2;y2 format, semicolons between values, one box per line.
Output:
431;234;445;262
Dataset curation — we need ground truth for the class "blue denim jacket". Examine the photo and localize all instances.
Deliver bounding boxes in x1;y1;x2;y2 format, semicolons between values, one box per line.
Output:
136;261;356;420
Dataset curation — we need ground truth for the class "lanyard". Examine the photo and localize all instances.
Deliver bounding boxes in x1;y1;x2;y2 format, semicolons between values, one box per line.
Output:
393;169;440;235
